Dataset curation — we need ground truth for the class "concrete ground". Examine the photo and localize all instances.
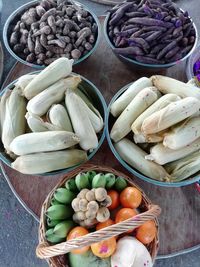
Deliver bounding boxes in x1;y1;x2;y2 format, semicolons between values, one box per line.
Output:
0;0;200;266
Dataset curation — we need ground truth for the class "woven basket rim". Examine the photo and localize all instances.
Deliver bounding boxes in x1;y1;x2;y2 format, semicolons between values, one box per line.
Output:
36;164;161;267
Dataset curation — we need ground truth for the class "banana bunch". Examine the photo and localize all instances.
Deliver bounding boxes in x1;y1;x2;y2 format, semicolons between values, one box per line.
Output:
0;58;104;175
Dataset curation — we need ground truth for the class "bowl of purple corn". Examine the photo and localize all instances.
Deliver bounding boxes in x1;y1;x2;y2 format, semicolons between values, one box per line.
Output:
104;0;198;71
186;44;200;84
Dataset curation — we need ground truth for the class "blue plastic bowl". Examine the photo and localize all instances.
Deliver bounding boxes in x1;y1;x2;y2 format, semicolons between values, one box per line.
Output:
3;0;101;69
106;83;200;187
104;12;198;72
0;72;107;176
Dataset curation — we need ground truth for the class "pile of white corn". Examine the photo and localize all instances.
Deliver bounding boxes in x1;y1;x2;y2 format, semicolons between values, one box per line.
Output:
0;58;104;175
110;76;200;182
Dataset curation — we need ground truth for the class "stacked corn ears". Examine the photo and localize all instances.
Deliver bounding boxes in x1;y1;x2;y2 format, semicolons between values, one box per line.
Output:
110;76;200;182
0;58;104;175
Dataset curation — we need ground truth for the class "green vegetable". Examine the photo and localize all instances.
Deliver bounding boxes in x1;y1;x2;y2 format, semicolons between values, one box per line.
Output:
105;173;116;189
92;173;106;188
51;198;61;206
54;188;76;204
86;171;97;184
75;172;90;190
69;250;111;267
65;179;78;192
46;204;73;220
115;177;127;191
53;220;75;238
45;228;64;244
47;218;60;228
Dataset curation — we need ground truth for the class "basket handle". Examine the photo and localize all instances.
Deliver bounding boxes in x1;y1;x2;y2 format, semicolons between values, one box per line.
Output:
36;204;161;259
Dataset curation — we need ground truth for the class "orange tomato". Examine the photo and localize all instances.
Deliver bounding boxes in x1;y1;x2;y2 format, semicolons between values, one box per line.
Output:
91;237;116;258
120;187;142;209
136;220;157;244
115;208;137;223
107;190;120;210
67;226;89;254
96;219;115;230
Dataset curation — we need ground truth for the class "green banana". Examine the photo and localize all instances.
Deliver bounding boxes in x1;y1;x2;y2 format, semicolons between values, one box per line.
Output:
46;204;73;220
105;173;116;189
92;173;106;188
53;220;75;238
47;218;61;228
75;172;90;190
86;171;97;184
51;198;61;206
54;188;76;204
65;179;78;192
115;176;127;192
45;228;64;244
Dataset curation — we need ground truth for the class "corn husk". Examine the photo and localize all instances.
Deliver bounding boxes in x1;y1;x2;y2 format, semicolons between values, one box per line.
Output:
134;132;165;144
163;117;200;149
24;58;74;99
142;97;200;135
114;138;170;181
25;112;49;132
110;77;152;117
131;94;181;135
10;131;80;155
65;89;98;151
145;138;200;165
0;89;12;136
2;88;26;152
47;104;73;132
110;87;161;142
11;149;88;175
15;74;37;94
165;150;200;181
27;76;81;116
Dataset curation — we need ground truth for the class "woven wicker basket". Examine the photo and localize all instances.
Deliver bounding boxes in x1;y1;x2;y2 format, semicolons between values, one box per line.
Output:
36;164;161;267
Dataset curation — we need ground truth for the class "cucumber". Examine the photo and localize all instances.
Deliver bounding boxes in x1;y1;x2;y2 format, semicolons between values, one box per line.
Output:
75;172;90;190
54;188;76;204
69;250;111;267
45;228;64;244
92;173;106;188
65;179;78;192
105;173;116;189
86;171;97;184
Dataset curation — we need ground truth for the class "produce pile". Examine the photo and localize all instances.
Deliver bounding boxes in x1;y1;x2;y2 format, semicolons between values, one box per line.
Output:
110;75;200;182
45;170;157;267
9;0;98;65
107;0;196;64
0;58;104;175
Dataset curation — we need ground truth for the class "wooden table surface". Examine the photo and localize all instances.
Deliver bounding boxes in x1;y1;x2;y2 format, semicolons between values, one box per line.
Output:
1;14;200;258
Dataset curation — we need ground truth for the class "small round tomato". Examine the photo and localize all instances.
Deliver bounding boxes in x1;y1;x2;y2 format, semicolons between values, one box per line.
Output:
96;219;115;231
107;190;120;210
120;187;142;209
67;226;89;254
91;237;116;258
136;220;157;244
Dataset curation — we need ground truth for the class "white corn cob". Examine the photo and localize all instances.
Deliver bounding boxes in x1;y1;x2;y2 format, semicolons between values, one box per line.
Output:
27;76;81;116
26;112;50;132
110;87;161;142
47;104;73;132
10;131;80;155
114;138;170;181
24;58;74;99
75;94;103;133
0;90;12;136
2;88;26;152
145;138;200;165
65;89;98;151
110;77;152;117
142;97;200;135
15;74;37;94
131;94;181;135
163;117;200;149
134;132;164;144
187;78;198;87
11;149;88;175
165;150;200;181
151;75;200;100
